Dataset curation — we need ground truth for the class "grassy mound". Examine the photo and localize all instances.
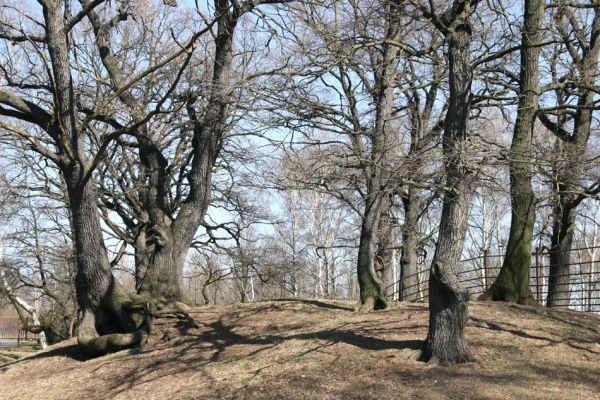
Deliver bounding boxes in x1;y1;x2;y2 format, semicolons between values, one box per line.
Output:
0;300;598;399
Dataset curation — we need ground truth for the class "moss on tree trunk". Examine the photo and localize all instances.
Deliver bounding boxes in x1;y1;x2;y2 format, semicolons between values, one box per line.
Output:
480;0;543;306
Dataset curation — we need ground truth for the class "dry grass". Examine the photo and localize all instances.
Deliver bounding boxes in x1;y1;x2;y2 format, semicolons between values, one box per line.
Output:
0;343;39;365
0;299;599;400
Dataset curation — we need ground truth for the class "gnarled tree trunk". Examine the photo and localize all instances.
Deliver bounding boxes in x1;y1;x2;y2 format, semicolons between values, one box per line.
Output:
45;0;145;355
83;0;247;301
66;168;145;355
421;0;478;365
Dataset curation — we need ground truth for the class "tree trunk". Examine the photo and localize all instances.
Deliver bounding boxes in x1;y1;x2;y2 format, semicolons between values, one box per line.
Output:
66;173;144;353
82;0;186;301
134;228;150;292
400;188;421;301
356;196;389;311
136;138;185;301
140;243;185;301
82;0;244;302
40;1;146;355
201;282;210;305
546;200;576;307
240;283;248;303
355;0;401;311
546;95;597;307
378;195;395;295
481;0;544;305
68;180;144;353
546;6;600;306
422;1;477;365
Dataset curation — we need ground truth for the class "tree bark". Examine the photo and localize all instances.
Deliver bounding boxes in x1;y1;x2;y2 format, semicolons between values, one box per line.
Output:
65;169;144;354
44;0;144;355
357;195;389;311
82;0;245;301
378;195;395;295
481;0;544;305
546;6;600;308
421;0;478;365
546;196;577;307
400;188;421;301
136;139;184;301
355;0;401;312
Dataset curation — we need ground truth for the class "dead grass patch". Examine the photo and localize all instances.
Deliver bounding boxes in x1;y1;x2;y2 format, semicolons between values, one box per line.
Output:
0;299;598;399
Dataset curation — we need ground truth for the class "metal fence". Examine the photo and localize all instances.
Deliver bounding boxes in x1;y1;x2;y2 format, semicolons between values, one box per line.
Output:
0;316;38;345
386;246;600;312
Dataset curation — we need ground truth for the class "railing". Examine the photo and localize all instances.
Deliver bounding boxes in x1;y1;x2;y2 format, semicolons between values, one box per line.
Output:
0;316;38;345
386;246;600;312
0;316;20;340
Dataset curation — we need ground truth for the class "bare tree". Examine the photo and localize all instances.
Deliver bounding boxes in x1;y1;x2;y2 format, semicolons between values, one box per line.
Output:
541;3;600;307
481;0;545;305
0;167;78;344
415;0;480;365
86;0;294;301
265;0;418;311
0;0;193;355
0;233;48;348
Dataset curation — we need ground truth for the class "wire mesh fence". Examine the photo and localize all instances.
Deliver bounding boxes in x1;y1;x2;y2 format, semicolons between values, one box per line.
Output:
386;246;600;313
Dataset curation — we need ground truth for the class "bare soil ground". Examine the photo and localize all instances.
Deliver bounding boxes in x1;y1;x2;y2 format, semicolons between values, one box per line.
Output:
0;300;599;400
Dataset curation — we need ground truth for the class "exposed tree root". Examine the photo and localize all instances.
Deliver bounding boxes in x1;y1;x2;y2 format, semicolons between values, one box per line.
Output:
479;287;538;306
78;330;148;357
354;296;388;313
77;292;200;357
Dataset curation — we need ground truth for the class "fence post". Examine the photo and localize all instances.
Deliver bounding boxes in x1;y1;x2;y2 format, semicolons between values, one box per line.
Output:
535;247;541;304
397;275;403;302
483;248;489;290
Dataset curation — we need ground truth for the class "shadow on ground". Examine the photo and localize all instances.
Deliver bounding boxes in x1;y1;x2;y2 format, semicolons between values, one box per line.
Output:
95;300;426;397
